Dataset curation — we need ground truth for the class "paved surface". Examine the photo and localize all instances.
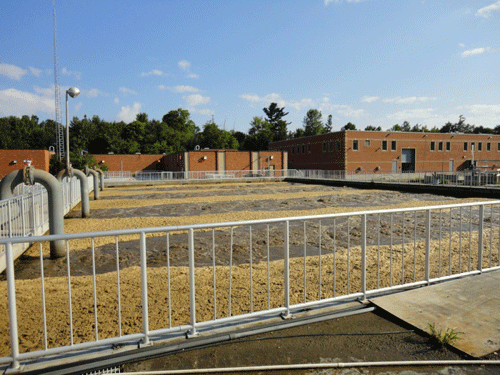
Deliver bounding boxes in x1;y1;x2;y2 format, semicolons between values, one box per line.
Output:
371;270;500;357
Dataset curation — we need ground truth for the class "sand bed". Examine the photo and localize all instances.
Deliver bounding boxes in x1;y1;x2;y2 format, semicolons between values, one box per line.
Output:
0;182;495;357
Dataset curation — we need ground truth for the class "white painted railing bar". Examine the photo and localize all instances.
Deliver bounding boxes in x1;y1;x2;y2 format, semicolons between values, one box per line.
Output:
140;232;150;345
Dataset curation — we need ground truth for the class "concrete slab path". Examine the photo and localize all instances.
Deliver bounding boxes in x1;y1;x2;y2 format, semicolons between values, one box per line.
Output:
371;270;500;358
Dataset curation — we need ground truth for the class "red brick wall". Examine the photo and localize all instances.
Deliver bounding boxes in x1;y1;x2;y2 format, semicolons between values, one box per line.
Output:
189;151;217;172
93;154;165;172
163;153;185;172
271;131;500;173
0;150;53;179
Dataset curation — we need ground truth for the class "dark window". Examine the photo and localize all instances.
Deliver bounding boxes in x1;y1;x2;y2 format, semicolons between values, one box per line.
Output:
464;142;468;151
438;142;443;151
308;145;311;153
322;142;327;152
446;142;451;151
329;142;333;152
352;140;359;151
382;140;387;151
487;142;491;151
471;142;475;151
302;145;305;154
478;142;482;151
391;140;397;151
336;141;341;151
430;141;435;151
291;147;294;154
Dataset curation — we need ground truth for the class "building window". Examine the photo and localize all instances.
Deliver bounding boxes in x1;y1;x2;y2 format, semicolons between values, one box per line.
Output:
471;142;475;151
478;142;482;151
291;147;294;154
391;140;397;151
430;141;435;151
364;140;371;147
382;140;387;151
352;140;359;151
446;142;451;151
438;142;443;151
487;142;491;151
464;142;468;151
308;145;311;153
329;142;333;152
336;141;341;151
322;142;327;152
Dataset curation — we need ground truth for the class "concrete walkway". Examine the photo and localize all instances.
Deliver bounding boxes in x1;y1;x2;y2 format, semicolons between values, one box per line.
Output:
371;270;500;357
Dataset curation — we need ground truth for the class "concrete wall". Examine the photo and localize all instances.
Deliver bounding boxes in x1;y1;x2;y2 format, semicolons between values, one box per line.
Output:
271;131;500;173
0;150;53;179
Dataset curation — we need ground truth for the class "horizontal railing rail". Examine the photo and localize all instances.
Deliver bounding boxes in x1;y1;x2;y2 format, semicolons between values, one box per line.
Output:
1;200;499;371
288;169;500;187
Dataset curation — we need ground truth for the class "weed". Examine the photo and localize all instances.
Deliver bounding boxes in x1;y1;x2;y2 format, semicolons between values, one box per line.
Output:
428;323;463;348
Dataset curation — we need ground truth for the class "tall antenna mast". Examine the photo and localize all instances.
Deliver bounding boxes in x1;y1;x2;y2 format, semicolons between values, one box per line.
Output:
53;0;64;161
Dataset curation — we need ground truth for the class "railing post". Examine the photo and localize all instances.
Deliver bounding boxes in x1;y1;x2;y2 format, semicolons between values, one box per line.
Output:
7;200;12;238
361;214;367;301
425;209;431;283
187;228;199;336
139;232;150;346
6;241;20;371
282;220;292;319
478;205;484;272
21;198;26;237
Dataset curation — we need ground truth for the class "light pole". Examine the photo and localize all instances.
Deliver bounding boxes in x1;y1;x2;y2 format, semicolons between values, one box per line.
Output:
65;87;80;170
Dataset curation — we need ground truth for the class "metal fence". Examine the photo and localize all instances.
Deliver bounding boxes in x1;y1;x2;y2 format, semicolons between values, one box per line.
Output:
105;169;290;182
289;169;500;187
1;200;499;371
0;175;94;270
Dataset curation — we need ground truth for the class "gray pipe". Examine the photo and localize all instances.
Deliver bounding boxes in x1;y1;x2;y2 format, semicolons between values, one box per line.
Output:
0;169;65;258
57;168;90;218
95;168;105;191
86;169;100;200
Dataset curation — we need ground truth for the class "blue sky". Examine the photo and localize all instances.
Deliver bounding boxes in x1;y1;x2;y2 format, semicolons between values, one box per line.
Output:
1;0;499;133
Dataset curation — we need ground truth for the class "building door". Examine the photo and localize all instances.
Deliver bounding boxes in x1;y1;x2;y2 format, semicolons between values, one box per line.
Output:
401;149;415;173
449;159;454;172
217;152;225;172
392;160;398;173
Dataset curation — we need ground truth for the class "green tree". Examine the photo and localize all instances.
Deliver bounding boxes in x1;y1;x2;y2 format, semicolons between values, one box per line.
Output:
263;102;290;142
341;122;356;131
198;121;238;149
303;109;325;136
245;117;273;150
364;125;381;131
325;114;333;132
440;115;474;133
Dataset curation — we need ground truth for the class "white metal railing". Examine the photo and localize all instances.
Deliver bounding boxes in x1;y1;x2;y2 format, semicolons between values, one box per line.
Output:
1;200;499;370
0;175;94;267
289;170;500;187
104;169;290;182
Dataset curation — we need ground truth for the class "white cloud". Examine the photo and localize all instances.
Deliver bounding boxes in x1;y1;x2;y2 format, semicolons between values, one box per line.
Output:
382;96;437;104
239;93;314;111
74;102;83;111
169;85;200;93
458;43;466;48
457;104;500;115
0;88;54;117
456;104;500;127
116;102;142;123
140;69;165;77
28;66;42;77
361;96;380;103
187;73;199;79
33;86;56;97
119;87;137;95
0;63;27;80
476;1;500;18
461;47;491;58
184;94;210;107
113;97;119;104
61;67;82;80
158;85;166;90
386;108;437;121
178;60;191;70
85;88;104;98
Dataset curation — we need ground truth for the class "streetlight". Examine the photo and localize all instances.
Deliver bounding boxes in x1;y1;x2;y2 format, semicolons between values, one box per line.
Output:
66;87;80;170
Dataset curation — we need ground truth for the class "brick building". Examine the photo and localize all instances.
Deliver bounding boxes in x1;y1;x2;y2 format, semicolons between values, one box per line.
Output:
0;150;53;179
163;150;287;173
270;130;500;173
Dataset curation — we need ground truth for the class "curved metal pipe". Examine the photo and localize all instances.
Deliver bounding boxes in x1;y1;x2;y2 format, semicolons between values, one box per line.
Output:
95;168;105;191
0;169;65;258
86;169;100;200
57;168;90;218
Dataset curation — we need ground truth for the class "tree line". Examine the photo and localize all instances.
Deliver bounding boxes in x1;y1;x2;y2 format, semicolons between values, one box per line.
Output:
2;105;499;171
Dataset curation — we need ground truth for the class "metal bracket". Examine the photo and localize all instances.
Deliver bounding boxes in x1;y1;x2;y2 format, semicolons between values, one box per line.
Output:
23;165;34;186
